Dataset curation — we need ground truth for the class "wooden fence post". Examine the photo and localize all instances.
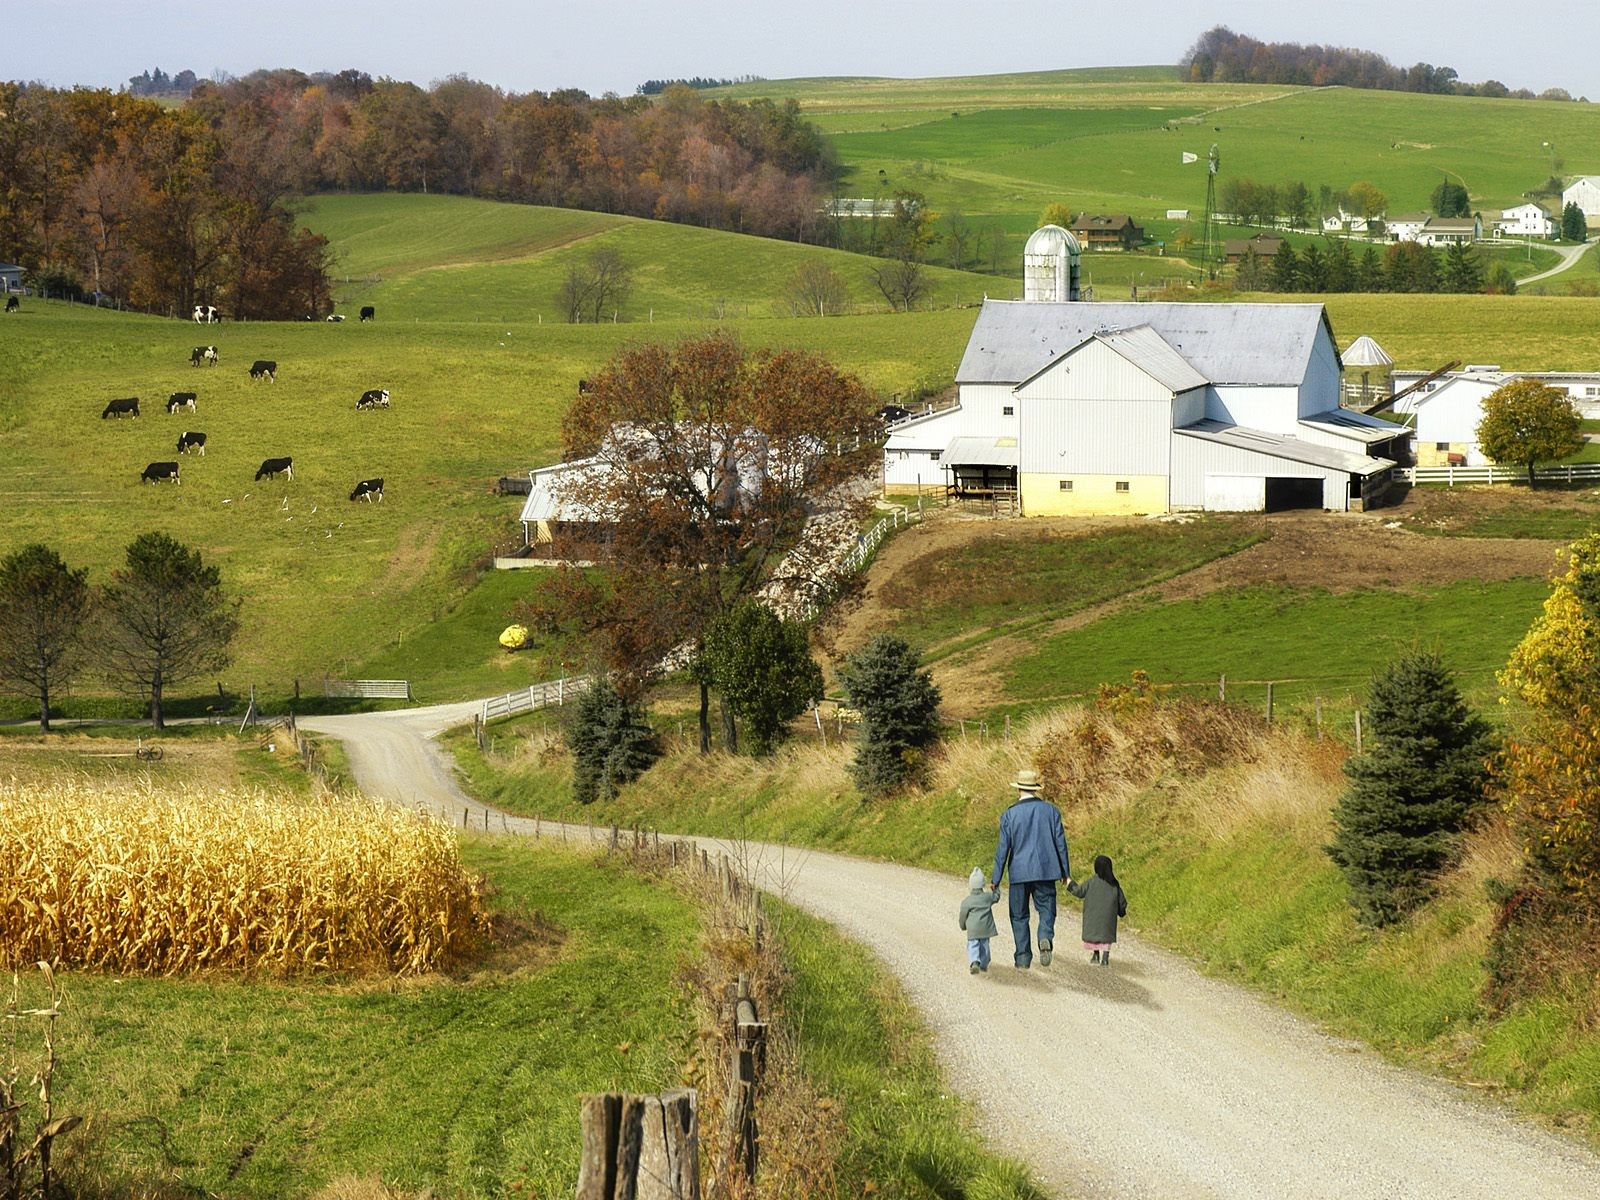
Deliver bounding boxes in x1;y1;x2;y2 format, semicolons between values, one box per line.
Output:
577;1090;699;1200
1354;709;1363;754
1265;681;1274;726
728;979;767;1185
1219;673;1226;702
1315;696;1323;740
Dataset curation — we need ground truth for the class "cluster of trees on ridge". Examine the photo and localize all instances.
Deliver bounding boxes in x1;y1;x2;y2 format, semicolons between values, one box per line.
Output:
0;83;332;318
636;75;763;95
1183;26;1587;101
1236;238;1517;295
126;67;201;97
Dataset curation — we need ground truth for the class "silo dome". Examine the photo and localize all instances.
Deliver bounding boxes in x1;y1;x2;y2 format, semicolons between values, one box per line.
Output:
1023;224;1081;302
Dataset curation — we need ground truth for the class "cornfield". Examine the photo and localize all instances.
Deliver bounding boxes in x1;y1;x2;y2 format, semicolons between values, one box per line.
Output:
0;780;489;976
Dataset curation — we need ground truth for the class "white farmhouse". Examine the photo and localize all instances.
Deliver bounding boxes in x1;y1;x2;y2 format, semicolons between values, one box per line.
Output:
1561;176;1600;220
1390;373;1504;466
1415;216;1481;246
884;242;1407;514
1496;203;1554;239
1385;213;1431;242
1393;368;1600;419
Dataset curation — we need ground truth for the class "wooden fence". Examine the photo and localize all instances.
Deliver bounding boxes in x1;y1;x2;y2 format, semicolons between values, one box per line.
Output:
481;675;591;722
322;678;412;700
1399;462;1600;486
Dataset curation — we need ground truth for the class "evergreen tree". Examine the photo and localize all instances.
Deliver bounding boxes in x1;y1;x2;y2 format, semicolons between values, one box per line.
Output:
1329;652;1493;926
567;681;659;804
1297;243;1328;292
1356;245;1385;292
1430;177;1470;217
1561;201;1588;242
1269;241;1300;292
1234;245;1268;291
1323;237;1355;292
1441;241;1485;292
839;634;942;796
699;600;822;755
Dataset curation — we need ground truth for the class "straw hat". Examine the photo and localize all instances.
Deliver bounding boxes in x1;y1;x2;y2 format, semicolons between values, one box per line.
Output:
1011;768;1043;792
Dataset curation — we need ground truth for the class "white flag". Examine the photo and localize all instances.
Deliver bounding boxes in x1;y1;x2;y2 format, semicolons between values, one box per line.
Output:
1181;151;1199;164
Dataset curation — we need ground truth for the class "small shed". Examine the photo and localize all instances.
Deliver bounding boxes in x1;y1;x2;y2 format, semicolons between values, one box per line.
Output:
0;264;24;293
1340;335;1394;410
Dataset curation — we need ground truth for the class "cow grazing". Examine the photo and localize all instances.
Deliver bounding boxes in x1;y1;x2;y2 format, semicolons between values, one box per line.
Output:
577;378;590;394
191;345;218;367
248;360;277;381
356;388;390;410
101;397;140;419
167;391;197;414
192;304;218;324
349;477;384;503
141;461;180;484
177;431;206;455
4;296;18;314
255;456;293;481
359;305;375;322
326;313;345;322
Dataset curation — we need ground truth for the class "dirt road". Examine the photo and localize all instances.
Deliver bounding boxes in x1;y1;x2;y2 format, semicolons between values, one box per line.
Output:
304;704;1600;1199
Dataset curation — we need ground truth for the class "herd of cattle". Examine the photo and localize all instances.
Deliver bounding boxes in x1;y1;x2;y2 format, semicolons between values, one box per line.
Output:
103;340;389;503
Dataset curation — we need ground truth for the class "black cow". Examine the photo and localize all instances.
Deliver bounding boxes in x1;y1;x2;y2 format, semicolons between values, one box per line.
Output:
191;345;218;367
577;378;590;394
101;397;140;419
141;461;180;484
249;360;277;381
4;296;18;314
349;477;384;502
167;391;197;414
359;305;375;322
356;388;390;410
255;456;293;481
875;404;911;424
177;431;206;455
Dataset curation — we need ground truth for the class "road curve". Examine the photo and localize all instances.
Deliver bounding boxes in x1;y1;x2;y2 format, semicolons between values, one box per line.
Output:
302;703;1600;1199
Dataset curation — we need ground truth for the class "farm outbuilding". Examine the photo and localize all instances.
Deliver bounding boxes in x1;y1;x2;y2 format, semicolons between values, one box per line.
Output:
1562;176;1600;220
0;263;23;292
883;233;1406;515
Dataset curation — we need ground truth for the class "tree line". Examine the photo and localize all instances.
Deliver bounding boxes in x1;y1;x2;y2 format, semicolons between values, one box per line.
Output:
0;82;332;318
1237;238;1516;296
126;67;201;97
636;76;764;95
1183;26;1586;101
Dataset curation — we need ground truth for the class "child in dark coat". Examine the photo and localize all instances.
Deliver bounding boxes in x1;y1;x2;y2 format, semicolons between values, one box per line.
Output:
958;867;1002;974
1066;855;1127;966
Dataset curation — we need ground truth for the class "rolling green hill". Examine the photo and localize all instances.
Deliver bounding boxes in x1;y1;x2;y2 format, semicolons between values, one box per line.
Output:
721;67;1600;238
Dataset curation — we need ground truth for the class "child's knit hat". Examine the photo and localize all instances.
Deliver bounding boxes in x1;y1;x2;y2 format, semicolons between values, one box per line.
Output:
969;867;985;890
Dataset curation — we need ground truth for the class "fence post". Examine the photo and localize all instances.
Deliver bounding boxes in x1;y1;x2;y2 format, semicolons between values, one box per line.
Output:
1315;696;1323;740
729;979;767;1185
1265;681;1274;726
1219;673;1226;702
1354;709;1363;755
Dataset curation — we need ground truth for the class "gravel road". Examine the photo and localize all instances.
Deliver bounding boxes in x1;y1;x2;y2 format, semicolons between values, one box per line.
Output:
302;702;1600;1199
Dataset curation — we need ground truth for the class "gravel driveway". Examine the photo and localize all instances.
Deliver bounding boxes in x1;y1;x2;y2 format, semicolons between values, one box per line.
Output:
303;702;1600;1199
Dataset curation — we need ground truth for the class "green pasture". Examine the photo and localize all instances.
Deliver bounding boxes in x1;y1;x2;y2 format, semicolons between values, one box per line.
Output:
303;194;1004;322
53;841;698;1198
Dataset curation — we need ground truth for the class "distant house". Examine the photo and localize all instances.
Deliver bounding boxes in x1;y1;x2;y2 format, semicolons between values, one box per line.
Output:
1385;213;1431;243
1223;233;1284;263
1415;216;1481;246
1561;176;1600;220
1321;207;1381;234
0;264;23;293
1069;213;1143;250
1496;203;1555;238
1393;367;1600;420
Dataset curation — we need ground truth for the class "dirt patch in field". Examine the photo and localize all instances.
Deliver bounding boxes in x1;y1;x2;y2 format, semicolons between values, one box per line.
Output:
381;525;443;595
835;505;1565;716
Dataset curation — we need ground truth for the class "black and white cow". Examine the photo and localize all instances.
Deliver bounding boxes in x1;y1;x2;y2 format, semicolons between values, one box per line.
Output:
4;296;18;314
141;461;180;484
248;360;277;382
191;345;218;367
577;378;591;394
255;456;293;481
359;305;375;322
192;304;219;324
349;477;384;502
326;313;345;322
101;397;140;419
167;391;197;414
875;404;910;424
356;388;390;410
177;431;206;455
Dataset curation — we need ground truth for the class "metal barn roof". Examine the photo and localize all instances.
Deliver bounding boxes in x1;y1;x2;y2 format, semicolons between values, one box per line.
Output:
1341;335;1393;368
1089;326;1209;393
1176;419;1390;475
958;301;1333;387
943;436;1019;467
1297;410;1405;445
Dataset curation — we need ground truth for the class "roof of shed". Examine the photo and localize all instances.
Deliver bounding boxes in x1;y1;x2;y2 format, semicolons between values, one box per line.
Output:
1176;419;1390;475
958;300;1334;387
1298;409;1407;445
943;435;1019;467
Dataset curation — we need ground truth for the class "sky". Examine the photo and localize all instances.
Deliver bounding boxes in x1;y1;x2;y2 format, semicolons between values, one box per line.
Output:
7;0;1599;99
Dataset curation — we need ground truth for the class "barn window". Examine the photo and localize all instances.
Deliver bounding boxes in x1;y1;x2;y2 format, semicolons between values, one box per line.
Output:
930;451;942;462
1003;405;1015;416
1059;480;1073;491
1115;481;1130;493
1436;441;1450;451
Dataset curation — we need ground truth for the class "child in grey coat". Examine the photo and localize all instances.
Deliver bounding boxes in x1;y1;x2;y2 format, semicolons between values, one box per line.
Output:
958;867;1003;974
1066;854;1128;966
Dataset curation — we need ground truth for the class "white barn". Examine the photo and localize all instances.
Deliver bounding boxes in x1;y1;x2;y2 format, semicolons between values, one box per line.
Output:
1393;368;1600;419
1562;176;1600;220
1390;374;1503;466
885;298;1406;514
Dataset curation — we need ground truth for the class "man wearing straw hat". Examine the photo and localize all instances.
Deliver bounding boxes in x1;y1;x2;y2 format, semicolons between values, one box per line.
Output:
991;768;1072;969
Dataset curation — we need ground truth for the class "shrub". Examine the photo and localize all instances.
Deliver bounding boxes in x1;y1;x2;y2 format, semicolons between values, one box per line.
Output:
699;601;822;756
0;781;488;975
839;635;941;795
568;681;659;804
1328;651;1492;926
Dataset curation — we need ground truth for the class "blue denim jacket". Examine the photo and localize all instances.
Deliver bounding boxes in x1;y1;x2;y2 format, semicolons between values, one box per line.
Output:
992;795;1071;885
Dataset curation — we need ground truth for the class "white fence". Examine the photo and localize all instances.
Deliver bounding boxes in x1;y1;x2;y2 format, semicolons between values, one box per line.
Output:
482;675;591;722
1399;463;1600;486
323;678;413;700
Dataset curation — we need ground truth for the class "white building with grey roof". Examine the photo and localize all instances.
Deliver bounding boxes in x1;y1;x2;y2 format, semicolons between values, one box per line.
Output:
884;294;1406;515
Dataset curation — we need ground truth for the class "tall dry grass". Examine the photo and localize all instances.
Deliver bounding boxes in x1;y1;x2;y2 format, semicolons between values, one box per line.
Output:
0;780;488;976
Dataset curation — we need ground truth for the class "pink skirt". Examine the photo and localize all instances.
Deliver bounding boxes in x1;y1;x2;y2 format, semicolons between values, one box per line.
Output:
1083;941;1112;952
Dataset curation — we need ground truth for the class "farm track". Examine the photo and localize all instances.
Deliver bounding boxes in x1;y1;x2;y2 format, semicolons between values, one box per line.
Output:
305;701;1600;1199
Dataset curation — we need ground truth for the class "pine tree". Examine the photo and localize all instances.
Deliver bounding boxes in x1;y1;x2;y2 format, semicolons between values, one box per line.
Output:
1269;241;1300;292
1561;201;1588;242
1442;241;1485;292
567;681;659;804
839;635;942;796
1328;651;1493;926
1356;245;1385;292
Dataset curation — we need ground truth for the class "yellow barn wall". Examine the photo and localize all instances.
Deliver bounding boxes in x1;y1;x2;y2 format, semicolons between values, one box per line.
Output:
1021;473;1168;516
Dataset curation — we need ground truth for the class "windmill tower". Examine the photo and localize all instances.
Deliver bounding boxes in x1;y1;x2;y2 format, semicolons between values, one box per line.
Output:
1200;144;1219;275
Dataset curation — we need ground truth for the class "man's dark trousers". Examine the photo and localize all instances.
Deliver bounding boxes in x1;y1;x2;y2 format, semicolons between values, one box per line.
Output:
1009;879;1056;967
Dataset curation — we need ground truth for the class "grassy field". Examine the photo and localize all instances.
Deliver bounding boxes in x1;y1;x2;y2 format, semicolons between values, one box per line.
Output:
720;67;1600;237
